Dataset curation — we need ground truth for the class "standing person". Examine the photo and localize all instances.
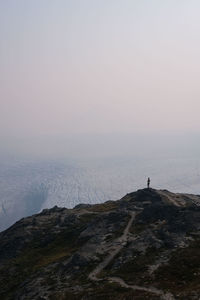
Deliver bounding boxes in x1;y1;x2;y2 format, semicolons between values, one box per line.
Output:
147;177;150;188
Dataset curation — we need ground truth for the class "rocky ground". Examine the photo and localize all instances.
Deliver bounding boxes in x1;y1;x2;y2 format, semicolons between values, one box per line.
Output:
0;188;200;299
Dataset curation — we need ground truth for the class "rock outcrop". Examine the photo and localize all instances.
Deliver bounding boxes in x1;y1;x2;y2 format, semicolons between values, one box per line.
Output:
0;188;200;299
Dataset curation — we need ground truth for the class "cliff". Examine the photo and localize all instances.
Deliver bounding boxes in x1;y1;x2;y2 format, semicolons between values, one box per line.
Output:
0;188;200;299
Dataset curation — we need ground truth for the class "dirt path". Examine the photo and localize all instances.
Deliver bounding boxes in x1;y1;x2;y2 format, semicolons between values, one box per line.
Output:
108;277;174;300
88;209;175;299
88;211;135;281
157;191;183;207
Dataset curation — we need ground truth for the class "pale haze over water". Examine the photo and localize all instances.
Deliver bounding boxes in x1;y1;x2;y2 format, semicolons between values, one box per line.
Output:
0;1;200;230
1;0;200;141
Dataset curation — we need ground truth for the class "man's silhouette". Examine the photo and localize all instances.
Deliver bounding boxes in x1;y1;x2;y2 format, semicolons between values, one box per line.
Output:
147;177;150;188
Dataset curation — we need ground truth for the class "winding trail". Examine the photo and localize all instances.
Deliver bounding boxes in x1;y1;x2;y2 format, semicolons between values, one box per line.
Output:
108;277;174;300
157;191;183;207
88;211;135;281
88;209;175;299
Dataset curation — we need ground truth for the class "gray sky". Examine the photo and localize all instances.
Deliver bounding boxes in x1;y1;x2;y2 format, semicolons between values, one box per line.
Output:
1;0;200;140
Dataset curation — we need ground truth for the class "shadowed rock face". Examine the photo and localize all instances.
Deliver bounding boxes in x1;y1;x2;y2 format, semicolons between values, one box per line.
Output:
0;189;200;300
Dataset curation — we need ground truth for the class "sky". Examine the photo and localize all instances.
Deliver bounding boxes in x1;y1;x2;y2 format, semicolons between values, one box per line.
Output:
1;0;200;145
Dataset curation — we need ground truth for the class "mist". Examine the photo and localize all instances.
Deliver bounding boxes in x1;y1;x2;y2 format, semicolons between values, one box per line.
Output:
1;1;200;230
0;131;200;161
1;0;200;143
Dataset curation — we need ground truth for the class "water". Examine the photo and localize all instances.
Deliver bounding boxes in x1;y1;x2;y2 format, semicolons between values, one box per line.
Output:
0;154;200;231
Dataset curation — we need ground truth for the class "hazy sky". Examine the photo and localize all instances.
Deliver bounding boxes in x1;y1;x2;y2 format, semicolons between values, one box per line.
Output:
1;0;200;140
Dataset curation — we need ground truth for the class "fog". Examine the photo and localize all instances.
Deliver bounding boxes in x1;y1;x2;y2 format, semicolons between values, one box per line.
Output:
1;130;200;231
1;1;200;230
1;131;200;161
1;0;200;141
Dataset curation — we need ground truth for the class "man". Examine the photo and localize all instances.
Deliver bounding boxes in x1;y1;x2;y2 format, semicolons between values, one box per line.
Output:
147;177;150;188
